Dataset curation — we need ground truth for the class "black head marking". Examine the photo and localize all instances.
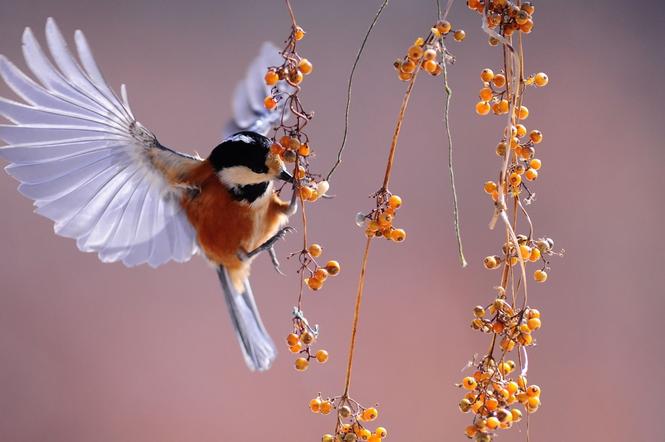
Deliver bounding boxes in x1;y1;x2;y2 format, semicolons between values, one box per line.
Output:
229;182;270;203
208;131;271;174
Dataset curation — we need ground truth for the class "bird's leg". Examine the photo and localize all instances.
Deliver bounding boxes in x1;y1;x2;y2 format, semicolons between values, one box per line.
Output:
284;186;298;217
238;227;295;273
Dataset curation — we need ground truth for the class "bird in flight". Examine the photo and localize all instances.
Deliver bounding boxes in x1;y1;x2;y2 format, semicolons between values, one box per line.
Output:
0;18;298;371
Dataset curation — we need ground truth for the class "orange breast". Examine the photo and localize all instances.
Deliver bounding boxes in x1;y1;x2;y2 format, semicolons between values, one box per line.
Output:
179;162;287;273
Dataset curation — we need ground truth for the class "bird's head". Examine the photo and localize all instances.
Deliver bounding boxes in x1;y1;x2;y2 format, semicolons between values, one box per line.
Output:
208;132;293;188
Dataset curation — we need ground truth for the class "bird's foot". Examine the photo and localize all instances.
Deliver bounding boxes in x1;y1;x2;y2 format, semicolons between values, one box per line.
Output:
245;226;296;261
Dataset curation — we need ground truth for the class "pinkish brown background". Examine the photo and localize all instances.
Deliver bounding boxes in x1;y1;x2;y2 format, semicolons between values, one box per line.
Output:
0;1;662;441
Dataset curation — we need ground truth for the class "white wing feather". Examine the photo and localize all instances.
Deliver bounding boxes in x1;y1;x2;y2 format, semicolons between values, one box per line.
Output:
224;42;294;137
0;18;199;267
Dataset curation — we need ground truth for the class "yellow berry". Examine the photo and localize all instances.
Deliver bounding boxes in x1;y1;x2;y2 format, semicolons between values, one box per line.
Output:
509;172;522;187
298;58;313;75
322;435;335;442
361;407;378;421
463;376;478;390
511;408;523;422
308;244;322;257
358;428;372;440
475;101;491;115
527;317;541;330
375;427;387;438
408;45;424;60
480;68;494;82
389;228;406;242
517;105;529;119
310;398;322;413
454;29;466;41
527;308;541;319
486;416;500;429
295;357;309;371
483;255;499;269
519;244;531;259
534;72;549;87
315;349;329;363
516;123;527;138
388;194;402;209
525;168;538;181
484;181;498;194
325;260;340;275
264;96;277;110
294;26;305;41
529;158;542;170
264;70;279;86
534;269;548;282
529;247;541;262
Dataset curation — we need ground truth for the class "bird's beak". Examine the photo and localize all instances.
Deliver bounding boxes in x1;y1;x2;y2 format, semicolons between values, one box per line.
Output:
278;170;294;183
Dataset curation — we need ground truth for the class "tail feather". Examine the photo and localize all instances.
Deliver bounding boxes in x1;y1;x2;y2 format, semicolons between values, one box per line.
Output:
217;266;276;371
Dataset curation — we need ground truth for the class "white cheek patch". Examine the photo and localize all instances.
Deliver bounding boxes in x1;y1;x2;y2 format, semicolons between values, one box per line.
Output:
218;166;269;186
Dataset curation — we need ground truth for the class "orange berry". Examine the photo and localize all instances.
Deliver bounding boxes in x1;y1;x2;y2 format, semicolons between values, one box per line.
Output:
479;87;493;101
484;181;498;194
298;58;313;75
314;267;329;281
306;277;323;290
401;60;416;73
534;72;549;87
516;123;527;138
287;333;299;346
509;172;522;187
388;194;402;208
375;427;388;438
511;408;523;422
498;99;510;114
529;158;542;170
463;376;478;390
534;269;547;282
486;416;500;429
298;143;311;156
398;71;413;81
315;349;329;363
389;228;406;242
529;130;543;144
483;255;499;269
310;398;322;413
480;68;494;82
517;105;529;119
264;70;279;86
525;168;538;181
289;70;304;85
529;247;541;262
264;96;277;110
361;407;378;421
308;243;322;257
527;396;541;409
325;260;340;275
492;73;506;88
492;321;505;333
299;186;314;200
294;26;305;41
408;45;424;60
465;426;477;438
507;381;519;395
454;29;466;41
290;341;303;353
436;20;452;34
485;397;499;411
322;435;334;442
320;401;333;415
519;244;531;259
527;317;541;330
423;59;438;74
475;101;491;115
527;308;541;319
423;48;437;60
520;19;534;33
295;357;309;371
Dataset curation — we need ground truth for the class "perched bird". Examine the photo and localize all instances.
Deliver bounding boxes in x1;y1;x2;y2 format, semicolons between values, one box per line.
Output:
0;18;298;371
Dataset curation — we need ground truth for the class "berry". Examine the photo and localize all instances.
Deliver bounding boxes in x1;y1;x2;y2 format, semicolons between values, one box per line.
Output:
375;427;387;438
534;269;548;282
529;130;543;144
298;143;311;156
525;168;538;181
388;194;402;208
529;247;541;262
390;228;406;242
492;73;506;88
529;158;542;170
534;72;549;87
295;357;309;371
509;172;522;187
315;349;329;363
454;30;466;41
480;68;494;82
361;407;378;421
475;101;491;115
322;435;334;442
289;342;303;353
294;26;305;41
265;70;279;86
436;20;452;34
486;416;500;429
301;331;315;345
408;45;424;60
308;244;322;257
527;317;541;330
463;376;478;390
517;105;529;119
320;401;333;414
306;277;323;290
287;333;299;346
298;58;313;75
310;398;322;413
264;96;277;110
314;267;329;281
325;260;341;275
479;87;493;101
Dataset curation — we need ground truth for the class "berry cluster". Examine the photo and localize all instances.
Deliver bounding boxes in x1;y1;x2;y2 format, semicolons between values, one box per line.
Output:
287;308;329;372
467;0;536;42
393;20;464;82
481;235;557;283
313;396;387;442
459;1;560;440
267;3;339;374
459;366;541;441
357;193;406;243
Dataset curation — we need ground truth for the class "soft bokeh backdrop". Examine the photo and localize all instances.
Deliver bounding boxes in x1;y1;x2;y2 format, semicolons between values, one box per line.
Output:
0;1;663;441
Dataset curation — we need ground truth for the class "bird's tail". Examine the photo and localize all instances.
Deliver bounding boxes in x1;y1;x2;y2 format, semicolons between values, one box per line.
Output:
216;266;276;371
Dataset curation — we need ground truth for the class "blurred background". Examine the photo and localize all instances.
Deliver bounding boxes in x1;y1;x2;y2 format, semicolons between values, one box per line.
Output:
0;0;663;441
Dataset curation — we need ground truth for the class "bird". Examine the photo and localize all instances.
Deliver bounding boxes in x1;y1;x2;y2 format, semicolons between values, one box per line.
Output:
0;18;299;371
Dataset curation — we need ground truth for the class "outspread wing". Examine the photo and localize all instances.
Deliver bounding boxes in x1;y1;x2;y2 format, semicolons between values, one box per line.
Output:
223;42;294;137
0;18;200;267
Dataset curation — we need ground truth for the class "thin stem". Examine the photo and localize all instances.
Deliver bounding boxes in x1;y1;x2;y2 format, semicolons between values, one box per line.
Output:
441;54;467;268
382;68;420;189
327;0;390;182
342;237;373;397
285;0;297;28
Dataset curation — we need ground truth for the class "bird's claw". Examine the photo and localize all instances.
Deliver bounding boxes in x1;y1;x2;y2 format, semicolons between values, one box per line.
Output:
269;247;286;276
